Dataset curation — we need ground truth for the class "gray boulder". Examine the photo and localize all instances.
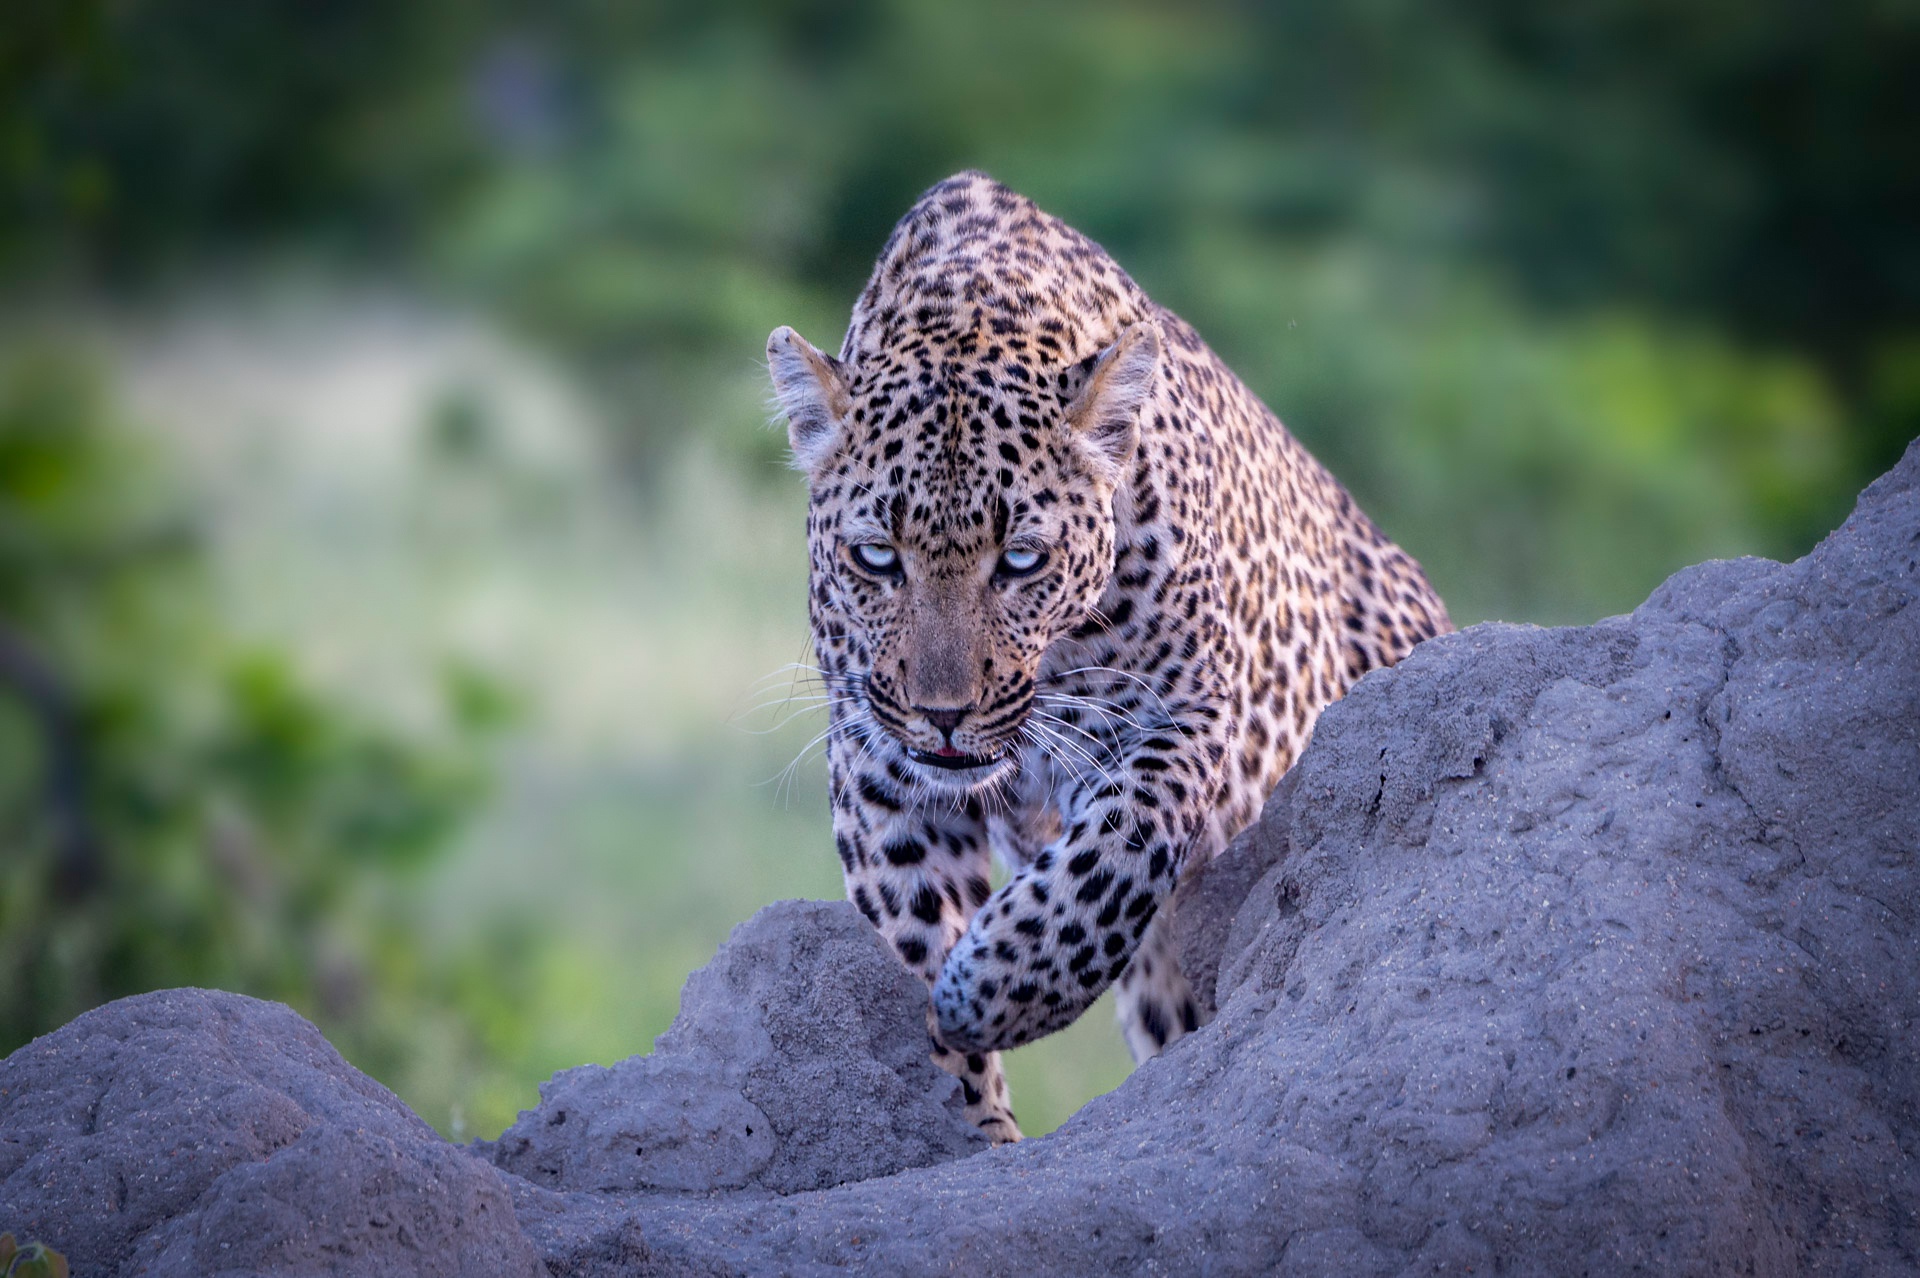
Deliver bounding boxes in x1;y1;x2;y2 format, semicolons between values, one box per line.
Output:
0;988;544;1277
4;441;1916;1276
485;898;985;1194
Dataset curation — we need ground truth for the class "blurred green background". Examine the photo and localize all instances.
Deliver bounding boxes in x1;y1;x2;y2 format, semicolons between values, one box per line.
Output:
1;0;1915;1139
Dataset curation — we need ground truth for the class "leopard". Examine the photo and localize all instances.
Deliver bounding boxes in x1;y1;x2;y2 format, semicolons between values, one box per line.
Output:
766;171;1451;1143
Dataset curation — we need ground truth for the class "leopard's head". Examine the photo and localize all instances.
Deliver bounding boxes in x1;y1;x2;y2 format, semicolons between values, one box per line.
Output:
768;319;1161;792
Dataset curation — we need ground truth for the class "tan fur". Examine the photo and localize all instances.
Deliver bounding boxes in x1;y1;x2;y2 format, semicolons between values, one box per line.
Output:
769;172;1451;1141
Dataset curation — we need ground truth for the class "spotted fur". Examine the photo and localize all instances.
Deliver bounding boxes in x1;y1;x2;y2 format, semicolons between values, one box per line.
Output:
767;172;1451;1142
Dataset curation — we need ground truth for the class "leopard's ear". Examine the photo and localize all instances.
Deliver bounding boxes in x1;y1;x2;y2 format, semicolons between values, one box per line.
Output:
768;326;852;474
1066;322;1161;487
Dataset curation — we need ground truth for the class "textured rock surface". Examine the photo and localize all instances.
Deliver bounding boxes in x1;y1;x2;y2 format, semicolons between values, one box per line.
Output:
1170;767;1294;1017
485;898;984;1194
0;988;543;1278
504;441;1918;1275
4;442;1916;1276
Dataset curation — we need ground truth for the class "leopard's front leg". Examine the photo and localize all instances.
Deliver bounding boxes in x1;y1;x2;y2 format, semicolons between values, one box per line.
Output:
826;724;1020;1142
930;680;1230;1055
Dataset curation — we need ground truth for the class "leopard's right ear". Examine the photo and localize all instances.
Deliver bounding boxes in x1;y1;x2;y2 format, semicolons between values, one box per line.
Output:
767;326;851;474
1065;321;1161;489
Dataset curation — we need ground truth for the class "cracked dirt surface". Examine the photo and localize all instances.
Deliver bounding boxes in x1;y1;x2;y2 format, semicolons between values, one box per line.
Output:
2;442;1916;1276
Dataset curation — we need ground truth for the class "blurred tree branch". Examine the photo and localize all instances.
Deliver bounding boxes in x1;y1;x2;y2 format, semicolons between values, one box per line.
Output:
0;618;100;899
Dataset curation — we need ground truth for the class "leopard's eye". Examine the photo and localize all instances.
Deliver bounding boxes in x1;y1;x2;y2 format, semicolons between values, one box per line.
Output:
997;547;1047;577
850;542;900;575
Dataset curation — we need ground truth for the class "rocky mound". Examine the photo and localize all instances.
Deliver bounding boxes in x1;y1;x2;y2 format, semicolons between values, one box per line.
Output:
0;988;544;1277
3;441;1915;1276
484;898;985;1195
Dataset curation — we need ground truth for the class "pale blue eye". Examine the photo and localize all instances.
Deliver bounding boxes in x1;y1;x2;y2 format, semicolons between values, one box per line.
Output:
851;543;899;574
998;547;1046;577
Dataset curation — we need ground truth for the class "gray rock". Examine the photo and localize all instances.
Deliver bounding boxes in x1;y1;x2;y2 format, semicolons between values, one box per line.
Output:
1170;766;1294;1018
485;898;985;1194
5;441;1917;1276
501;440;1919;1275
0;987;543;1277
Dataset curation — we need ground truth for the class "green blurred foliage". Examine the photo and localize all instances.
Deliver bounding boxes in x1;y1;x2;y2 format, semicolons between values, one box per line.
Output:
0;352;504;1085
0;0;1913;1137
2;0;1908;602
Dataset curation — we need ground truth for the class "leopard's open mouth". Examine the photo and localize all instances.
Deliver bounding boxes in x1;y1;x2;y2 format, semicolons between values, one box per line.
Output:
906;746;1002;771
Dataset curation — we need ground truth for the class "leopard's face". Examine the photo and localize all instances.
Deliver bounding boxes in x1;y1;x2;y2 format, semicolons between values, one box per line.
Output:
815;442;1112;791
770;321;1160;793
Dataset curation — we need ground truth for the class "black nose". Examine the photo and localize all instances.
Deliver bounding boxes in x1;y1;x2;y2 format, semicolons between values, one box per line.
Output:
915;704;972;735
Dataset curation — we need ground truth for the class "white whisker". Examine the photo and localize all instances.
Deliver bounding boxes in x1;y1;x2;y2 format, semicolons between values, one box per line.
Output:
1041;664;1190;738
1026;715;1120;790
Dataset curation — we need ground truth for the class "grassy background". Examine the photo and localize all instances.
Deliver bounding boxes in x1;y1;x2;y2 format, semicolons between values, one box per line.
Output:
2;0;1914;1138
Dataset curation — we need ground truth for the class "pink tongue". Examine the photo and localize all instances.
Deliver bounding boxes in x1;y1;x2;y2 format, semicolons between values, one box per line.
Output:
935;745;962;758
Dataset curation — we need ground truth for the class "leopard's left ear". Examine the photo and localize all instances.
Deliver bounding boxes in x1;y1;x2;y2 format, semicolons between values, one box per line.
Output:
1066;322;1161;488
768;326;852;475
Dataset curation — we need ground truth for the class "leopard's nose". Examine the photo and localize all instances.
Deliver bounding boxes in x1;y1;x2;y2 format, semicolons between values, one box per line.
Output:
915;704;973;735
